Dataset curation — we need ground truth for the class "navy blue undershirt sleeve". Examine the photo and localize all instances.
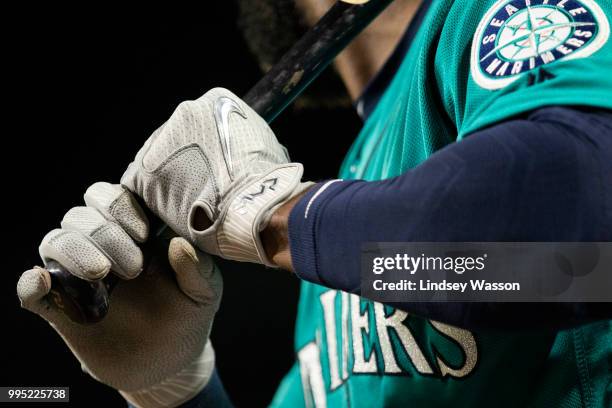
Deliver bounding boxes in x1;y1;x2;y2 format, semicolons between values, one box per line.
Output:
289;106;612;330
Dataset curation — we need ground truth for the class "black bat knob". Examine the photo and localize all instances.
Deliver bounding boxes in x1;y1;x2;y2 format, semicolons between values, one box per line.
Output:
46;220;169;324
46;260;117;324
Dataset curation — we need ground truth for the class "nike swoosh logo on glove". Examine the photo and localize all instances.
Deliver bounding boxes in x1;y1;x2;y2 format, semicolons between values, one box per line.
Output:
214;96;247;180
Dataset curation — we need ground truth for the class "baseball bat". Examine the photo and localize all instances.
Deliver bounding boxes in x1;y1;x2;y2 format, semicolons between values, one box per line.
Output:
46;0;394;324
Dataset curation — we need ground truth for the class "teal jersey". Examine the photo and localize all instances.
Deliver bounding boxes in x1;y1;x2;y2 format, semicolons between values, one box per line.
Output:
271;0;612;407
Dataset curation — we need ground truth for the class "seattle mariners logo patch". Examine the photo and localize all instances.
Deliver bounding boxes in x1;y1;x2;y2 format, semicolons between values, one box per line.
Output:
471;0;609;89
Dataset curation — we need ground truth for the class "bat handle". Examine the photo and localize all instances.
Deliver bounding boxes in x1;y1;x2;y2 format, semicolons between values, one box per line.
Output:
43;0;394;324
46;260;118;324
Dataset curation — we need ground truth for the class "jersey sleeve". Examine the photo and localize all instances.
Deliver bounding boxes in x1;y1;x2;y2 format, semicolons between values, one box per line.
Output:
436;0;612;137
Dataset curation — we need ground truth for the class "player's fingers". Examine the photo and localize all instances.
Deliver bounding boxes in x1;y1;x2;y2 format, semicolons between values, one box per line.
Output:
84;182;149;243
17;267;51;310
168;237;222;306
39;229;111;281
16;266;55;312
17;267;66;323
61;207;143;279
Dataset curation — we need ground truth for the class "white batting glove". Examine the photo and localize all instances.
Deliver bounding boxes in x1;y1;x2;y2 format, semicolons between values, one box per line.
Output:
121;88;312;267
17;182;222;408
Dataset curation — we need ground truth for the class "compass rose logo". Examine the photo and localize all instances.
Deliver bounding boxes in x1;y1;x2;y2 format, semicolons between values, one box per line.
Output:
471;0;609;89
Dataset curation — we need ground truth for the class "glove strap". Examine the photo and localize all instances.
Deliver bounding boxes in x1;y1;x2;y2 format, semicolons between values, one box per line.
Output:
189;163;305;266
120;341;215;408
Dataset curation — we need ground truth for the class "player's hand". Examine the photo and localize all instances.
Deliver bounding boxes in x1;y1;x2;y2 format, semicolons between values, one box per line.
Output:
17;182;222;408
121;87;312;266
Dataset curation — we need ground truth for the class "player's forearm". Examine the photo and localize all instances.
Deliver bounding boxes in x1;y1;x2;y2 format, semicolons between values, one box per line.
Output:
263;106;612;329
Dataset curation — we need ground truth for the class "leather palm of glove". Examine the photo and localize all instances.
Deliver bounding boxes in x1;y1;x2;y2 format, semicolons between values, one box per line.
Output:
17;183;222;408
121;87;312;267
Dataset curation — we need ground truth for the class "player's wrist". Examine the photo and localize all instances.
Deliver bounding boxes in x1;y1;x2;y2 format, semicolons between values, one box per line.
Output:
261;185;313;271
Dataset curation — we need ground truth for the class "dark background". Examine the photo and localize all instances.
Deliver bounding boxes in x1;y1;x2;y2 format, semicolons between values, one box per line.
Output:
2;4;360;407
